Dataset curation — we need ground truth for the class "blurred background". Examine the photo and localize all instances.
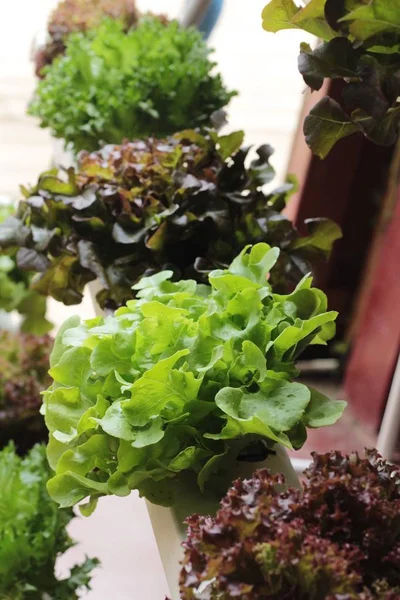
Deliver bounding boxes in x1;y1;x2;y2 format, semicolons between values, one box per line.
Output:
1;1;399;598
0;4;314;598
0;0;312;198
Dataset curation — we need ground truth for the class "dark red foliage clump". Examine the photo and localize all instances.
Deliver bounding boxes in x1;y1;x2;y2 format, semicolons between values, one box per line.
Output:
180;450;400;599
0;331;53;453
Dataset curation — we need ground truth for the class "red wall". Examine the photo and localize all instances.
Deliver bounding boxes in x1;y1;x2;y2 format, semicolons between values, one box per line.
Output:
344;194;400;427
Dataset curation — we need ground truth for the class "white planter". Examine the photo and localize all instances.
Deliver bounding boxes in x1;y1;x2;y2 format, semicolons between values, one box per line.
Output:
88;282;301;599
147;445;300;600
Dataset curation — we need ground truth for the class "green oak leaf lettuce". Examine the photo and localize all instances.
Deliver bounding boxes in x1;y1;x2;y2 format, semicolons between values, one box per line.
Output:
262;0;400;157
43;243;345;509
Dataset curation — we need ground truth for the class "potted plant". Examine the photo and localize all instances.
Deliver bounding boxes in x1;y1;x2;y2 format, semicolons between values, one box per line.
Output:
0;202;52;334
33;0;140;77
0;442;98;599
0;330;53;454
29;15;236;159
42;243;346;597
262;0;400;158
180;449;400;599
0;125;341;313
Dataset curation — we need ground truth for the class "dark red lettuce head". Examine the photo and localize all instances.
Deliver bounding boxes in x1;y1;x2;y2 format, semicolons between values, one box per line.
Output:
0;331;53;453
0;127;340;310
180;450;400;600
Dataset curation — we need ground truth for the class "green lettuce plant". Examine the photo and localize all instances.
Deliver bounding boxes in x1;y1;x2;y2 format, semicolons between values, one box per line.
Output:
43;243;345;512
0;126;341;310
29;16;235;153
0;443;98;599
34;0;139;76
180;449;400;599
262;0;400;158
0;331;53;454
0;204;52;334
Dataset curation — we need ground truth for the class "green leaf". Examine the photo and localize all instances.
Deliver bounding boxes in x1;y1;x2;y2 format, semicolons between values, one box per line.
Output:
219;243;279;287
290;218;342;255
229;341;268;385
261;0;299;32
272;311;338;358
340;0;400;41
91;338;131;376
303;387;347;427
96;400;134;441
216;131;245;161
122;350;200;427
132;417;165;448
290;0;337;39
45;386;93;444
50;346;92;389
304;97;360;158
354;106;400;146
168;446;209;472
262;0;336;39
215;379;311;433
47;471;108;507
39;174;79;196
299;38;358;91
207;414;293;449
55;434;112;476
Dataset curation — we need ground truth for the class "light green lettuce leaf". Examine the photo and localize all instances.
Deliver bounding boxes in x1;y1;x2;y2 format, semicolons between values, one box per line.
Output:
214;379;311;433
122;350;201;427
303;387;347;428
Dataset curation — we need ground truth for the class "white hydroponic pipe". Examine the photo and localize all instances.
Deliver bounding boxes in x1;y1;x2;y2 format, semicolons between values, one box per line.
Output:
377;353;400;459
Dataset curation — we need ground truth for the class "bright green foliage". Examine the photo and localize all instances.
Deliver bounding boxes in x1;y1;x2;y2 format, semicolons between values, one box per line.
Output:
29;17;236;154
0;443;98;599
43;243;345;510
0;204;52;334
262;0;400;157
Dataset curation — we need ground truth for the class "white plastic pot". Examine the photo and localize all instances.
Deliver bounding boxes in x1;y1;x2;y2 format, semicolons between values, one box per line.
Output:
146;445;300;600
88;283;301;599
